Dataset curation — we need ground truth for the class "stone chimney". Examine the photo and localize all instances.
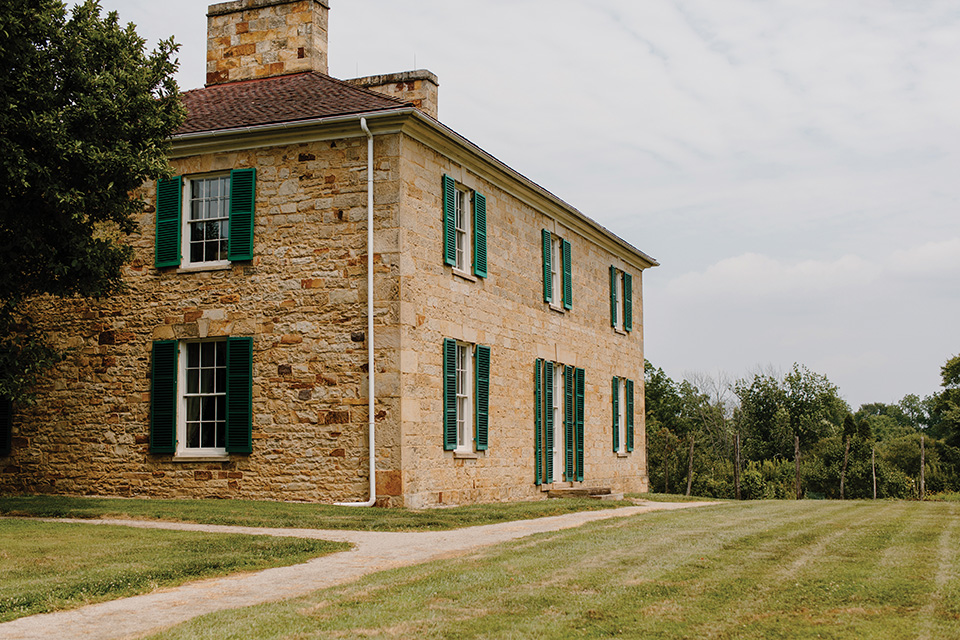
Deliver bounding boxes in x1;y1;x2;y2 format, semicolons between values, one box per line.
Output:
206;0;329;86
346;70;440;120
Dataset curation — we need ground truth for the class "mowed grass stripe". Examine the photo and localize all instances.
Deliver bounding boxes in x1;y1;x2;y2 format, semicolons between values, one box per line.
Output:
0;519;347;622
149;500;960;640
694;502;907;638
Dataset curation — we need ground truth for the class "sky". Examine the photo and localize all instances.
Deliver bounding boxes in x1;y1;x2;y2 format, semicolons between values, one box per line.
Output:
89;0;960;409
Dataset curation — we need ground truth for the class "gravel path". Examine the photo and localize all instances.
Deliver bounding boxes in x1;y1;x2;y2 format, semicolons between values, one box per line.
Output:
0;500;715;640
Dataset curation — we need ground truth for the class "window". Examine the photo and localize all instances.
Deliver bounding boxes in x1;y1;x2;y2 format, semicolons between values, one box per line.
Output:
150;337;253;456
443;338;490;453
182;341;227;452
155;168;256;269
609;266;633;332
612;376;635;454
442;175;487;278
186;175;231;266
455;342;472;452
535;360;584;483
542;229;572;309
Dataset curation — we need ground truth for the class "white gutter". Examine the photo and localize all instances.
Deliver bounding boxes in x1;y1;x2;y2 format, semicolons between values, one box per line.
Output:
336;116;377;507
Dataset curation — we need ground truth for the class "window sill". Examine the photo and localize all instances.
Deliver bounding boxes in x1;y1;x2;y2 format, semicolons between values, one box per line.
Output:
613;327;627;336
617;452;630;458
548;303;565;314
172;454;231;462
452;268;477;282
177;263;232;274
453;451;479;459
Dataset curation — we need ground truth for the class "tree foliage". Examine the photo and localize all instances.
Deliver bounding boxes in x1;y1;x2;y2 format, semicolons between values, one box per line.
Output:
645;358;960;500
0;0;184;401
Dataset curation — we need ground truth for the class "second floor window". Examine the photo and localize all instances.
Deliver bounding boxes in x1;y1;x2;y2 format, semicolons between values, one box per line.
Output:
187;175;231;266
542;229;572;310
442;174;487;278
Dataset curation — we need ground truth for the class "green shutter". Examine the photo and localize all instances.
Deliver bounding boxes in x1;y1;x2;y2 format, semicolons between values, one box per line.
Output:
0;397;12;456
228;168;256;261
623;272;633;332
609;266;618;327
475;344;490;450
575;367;585;482
225;337;253;454
155;177;182;268
443;175;456;266
542;229;552;303
562;239;572;309
534;359;542;485
443;338;457;450
544;361;554;483
612;376;620;452
150;340;178;454
564;365;574;481
626;378;635;452
473;193;487;278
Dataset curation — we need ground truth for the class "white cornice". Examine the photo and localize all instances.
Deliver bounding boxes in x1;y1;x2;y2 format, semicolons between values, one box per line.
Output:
169;109;659;271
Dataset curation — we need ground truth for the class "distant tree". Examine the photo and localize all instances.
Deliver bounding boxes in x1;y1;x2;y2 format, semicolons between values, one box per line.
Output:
0;0;184;402
930;354;960;446
735;364;848;461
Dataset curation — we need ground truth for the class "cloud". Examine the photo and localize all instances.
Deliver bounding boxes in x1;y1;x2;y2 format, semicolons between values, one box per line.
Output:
665;252;881;299
892;238;960;276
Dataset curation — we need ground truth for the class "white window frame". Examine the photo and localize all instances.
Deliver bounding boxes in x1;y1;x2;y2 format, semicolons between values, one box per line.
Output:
177;339;228;457
454;186;472;274
553;363;564;478
182;173;231;269
455;342;474;453
616;377;627;453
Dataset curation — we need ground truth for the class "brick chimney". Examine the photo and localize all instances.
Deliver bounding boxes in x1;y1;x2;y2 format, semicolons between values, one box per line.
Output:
206;0;329;86
346;70;440;120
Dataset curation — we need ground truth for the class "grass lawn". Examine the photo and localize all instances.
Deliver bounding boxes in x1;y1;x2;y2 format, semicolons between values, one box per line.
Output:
0;519;347;623
0;494;631;531
148;500;960;639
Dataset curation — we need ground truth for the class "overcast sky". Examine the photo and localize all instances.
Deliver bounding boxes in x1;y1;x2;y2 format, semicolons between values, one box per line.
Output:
94;0;960;409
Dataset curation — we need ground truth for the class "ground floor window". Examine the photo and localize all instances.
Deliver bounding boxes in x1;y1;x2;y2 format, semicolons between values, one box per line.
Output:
443;338;490;452
535;360;584;483
150;337;253;456
612;376;635;453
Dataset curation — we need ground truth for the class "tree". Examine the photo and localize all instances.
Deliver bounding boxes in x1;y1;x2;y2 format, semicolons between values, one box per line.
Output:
0;0;184;401
735;364;848;461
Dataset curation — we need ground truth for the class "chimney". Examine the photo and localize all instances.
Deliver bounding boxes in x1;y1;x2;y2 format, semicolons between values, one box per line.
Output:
346;70;440;120
206;0;329;86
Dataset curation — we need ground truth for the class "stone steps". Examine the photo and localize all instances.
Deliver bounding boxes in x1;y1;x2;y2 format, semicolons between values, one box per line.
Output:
547;487;624;501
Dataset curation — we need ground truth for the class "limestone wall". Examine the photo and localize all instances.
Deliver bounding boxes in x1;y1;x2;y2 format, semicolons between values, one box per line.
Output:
396;135;649;508
0;134;403;504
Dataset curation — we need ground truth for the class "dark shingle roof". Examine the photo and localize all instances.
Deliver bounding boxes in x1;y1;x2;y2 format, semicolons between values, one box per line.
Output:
176;71;409;135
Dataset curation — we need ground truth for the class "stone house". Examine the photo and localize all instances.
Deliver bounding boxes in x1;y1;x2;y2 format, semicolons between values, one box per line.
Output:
0;0;658;507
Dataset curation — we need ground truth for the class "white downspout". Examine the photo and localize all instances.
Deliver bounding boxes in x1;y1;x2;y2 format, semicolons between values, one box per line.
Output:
336;117;377;507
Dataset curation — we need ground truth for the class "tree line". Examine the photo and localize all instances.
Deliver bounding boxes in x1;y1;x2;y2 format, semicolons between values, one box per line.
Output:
645;355;960;499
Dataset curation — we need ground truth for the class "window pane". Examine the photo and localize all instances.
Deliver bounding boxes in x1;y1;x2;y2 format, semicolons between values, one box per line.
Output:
200;343;215;367
216;420;226;449
187;343;200;368
190;241;204;263
201;395;217;421
186;369;199;394
186;397;200;422
200;368;215;394
200;422;215;448
186;422;200;448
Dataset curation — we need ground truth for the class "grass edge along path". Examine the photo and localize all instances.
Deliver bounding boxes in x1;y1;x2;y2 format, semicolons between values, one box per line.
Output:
146;500;960;640
0;494;633;531
0;519;348;623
